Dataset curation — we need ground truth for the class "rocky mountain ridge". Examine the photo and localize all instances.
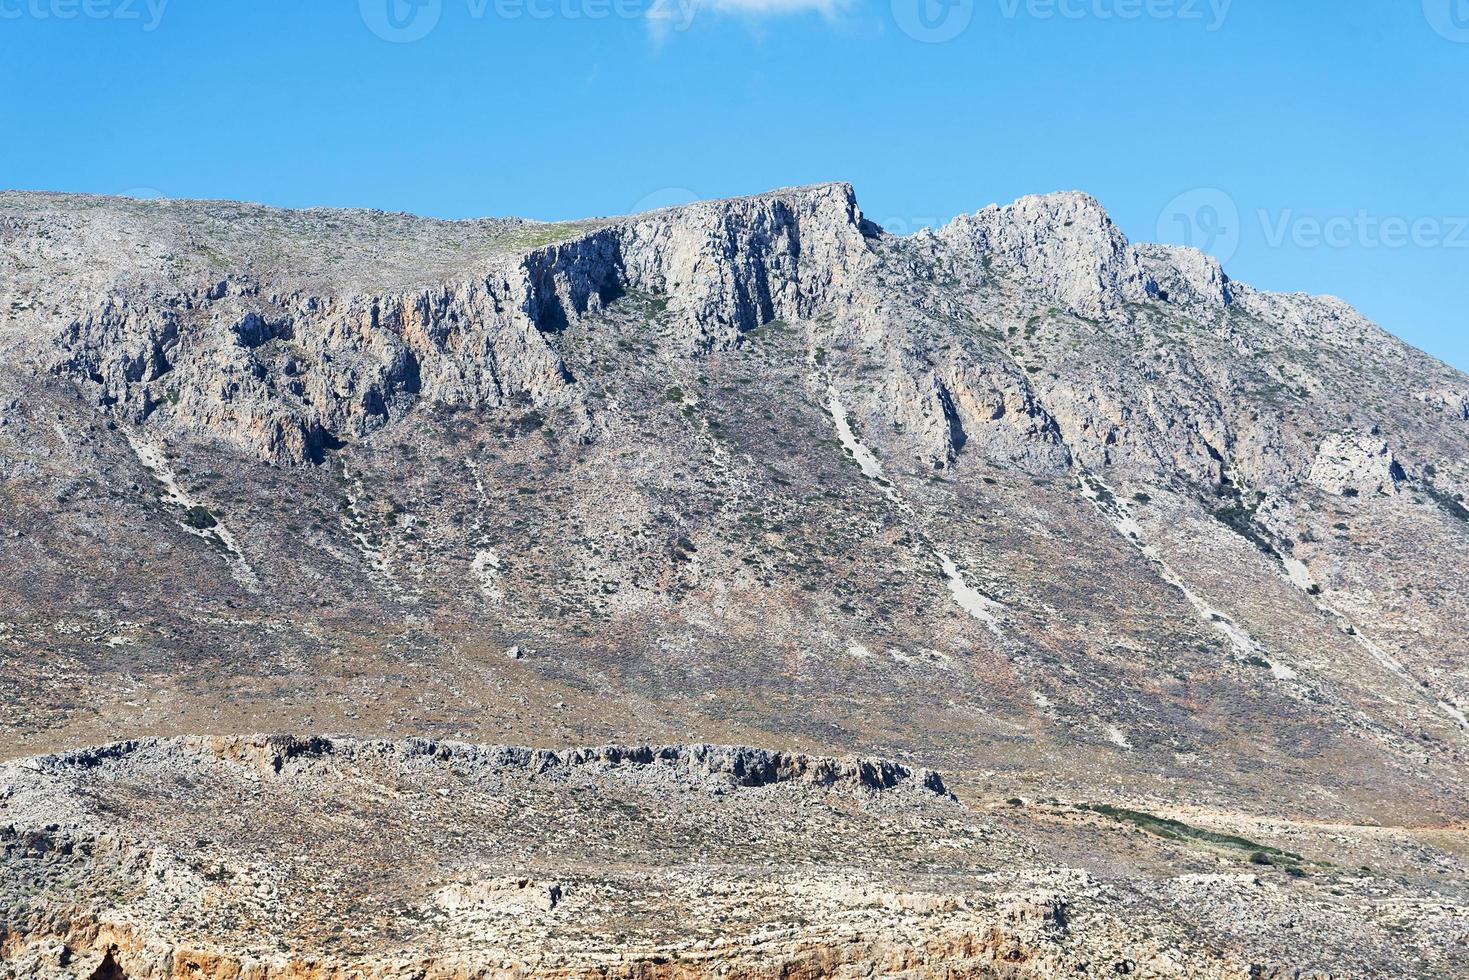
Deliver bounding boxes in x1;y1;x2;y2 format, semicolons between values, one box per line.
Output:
2;181;1468;976
7;184;1465;490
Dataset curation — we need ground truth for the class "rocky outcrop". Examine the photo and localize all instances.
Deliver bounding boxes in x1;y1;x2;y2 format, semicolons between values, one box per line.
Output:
22;735;951;797
883;359;1071;473
1416;388;1469;420
937;191;1156;314
1307;432;1406;496
44;270;587;464
616;182;873;346
1133;243;1233;308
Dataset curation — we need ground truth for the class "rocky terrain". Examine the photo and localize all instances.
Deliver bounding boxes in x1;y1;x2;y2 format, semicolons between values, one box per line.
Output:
3;736;1466;979
1;183;1467;975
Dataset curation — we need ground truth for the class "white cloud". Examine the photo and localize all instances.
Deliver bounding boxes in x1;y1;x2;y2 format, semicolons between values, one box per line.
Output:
647;0;850;40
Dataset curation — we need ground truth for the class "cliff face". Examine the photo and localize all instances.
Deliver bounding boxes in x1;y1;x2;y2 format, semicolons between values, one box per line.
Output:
1;183;1469;976
3;184;871;466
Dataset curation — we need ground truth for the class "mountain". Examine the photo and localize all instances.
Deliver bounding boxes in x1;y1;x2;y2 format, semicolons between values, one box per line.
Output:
1;184;1466;978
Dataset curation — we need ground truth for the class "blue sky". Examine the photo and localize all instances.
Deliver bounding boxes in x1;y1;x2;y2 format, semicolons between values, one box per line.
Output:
2;0;1465;369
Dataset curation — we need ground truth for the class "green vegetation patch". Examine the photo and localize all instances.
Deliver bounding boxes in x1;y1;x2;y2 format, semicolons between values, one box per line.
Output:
1424;482;1469;524
1078;803;1303;864
510;220;603;249
182;506;219;531
1209;484;1282;559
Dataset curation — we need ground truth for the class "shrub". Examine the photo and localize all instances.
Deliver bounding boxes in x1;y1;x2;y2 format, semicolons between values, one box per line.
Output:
183;506;218;531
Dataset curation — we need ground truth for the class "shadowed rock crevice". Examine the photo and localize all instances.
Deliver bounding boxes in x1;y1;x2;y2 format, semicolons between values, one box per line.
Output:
87;947;125;980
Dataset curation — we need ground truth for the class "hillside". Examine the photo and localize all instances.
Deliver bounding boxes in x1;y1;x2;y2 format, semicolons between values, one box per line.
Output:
1;184;1467;976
